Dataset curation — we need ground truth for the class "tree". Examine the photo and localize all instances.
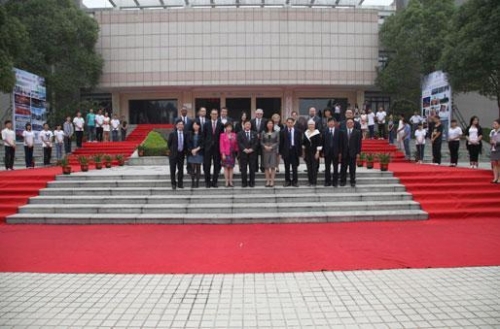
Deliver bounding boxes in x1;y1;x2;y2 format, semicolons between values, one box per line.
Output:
376;0;456;116
5;0;103;124
0;5;28;93
440;0;500;117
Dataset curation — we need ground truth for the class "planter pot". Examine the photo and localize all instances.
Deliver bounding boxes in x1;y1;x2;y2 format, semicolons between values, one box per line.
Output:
118;160;125;166
138;150;144;157
95;163;103;170
356;161;364;168
80;164;89;172
62;166;72;175
105;162;112;168
380;163;389;171
366;161;374;169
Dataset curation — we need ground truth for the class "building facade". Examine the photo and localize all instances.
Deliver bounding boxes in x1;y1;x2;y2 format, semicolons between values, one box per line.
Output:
90;6;382;123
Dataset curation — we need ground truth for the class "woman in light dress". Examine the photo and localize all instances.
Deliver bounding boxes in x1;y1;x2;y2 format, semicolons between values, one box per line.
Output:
360;110;368;140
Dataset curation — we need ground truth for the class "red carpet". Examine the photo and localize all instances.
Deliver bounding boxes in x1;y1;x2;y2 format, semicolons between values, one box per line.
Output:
361;139;407;162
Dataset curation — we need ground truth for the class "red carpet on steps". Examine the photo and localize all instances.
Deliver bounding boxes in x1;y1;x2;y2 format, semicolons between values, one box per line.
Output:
1;139;499;274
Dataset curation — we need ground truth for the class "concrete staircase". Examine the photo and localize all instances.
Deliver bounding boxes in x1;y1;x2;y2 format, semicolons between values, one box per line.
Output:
7;166;427;224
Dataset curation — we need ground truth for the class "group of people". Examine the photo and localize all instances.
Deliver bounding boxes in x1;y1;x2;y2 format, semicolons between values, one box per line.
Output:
1;108;128;169
166;106;362;190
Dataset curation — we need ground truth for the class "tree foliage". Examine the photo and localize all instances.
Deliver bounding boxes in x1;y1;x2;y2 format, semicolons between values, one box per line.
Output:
376;0;456;116
4;0;103;123
440;0;500;116
0;5;28;93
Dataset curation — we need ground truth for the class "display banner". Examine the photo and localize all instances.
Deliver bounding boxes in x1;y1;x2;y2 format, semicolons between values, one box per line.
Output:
421;71;452;140
12;68;47;142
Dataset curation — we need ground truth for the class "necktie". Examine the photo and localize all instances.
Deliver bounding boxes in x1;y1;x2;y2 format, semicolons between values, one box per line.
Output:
178;132;183;151
212;121;216;134
257;119;260;130
348;129;352;140
247;131;250;141
289;129;293;147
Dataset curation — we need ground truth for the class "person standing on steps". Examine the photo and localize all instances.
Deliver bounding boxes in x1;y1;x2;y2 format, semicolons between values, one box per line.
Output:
219;122;239;188
95;109;104;142
302;119;322;187
203;108;223;188
102;112;111;142
489;119;500;183
73;111;85;148
187;121;204;188
120;117;128;141
447;119;463;167
111;114;120;142
39;123;54;166
63;116;74;155
415;122;426;164
53;124;65;161
464;116;483;169
237;121;258;188
340;118;362;187
1;120;16;170
322;117;342;187
261;120;280;188
86;108;96;142
280;117;302;187
22;123;35;168
251;108;266;174
431;116;443;165
168;119;188;190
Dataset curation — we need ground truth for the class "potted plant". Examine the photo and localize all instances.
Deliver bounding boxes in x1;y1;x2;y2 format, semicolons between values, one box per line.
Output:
357;152;366;167
115;154;125;166
378;153;392;171
104;154;113;168
60;156;71;175
77;155;89;172
137;145;145;157
93;153;103;170
365;153;375;169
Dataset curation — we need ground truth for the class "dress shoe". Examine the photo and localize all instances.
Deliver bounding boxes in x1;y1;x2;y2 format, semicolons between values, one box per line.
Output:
205;183;211;188
332;183;338;188
340;182;346;187
324;182;331;187
242;183;248;188
284;182;291;187
350;182;356;187
249;183;255;187
172;185;177;190
292;183;299;187
178;184;184;189
212;182;218;188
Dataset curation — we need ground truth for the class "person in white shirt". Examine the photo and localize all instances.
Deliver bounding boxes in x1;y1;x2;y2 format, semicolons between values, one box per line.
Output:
54;124;65;161
465;116;483;168
1;120;16;170
95;109;104;142
367;109;376;139
375;107;387;140
447;119;463;167
73;112;85;148
22;123;35;168
410;111;423;135
110;114;120;142
102;112;111;142
397;114;406;150
414;122;427;164
39;123;54;166
360;110;368;140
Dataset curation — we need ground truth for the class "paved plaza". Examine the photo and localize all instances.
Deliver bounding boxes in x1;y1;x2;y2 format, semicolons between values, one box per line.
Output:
0;266;499;328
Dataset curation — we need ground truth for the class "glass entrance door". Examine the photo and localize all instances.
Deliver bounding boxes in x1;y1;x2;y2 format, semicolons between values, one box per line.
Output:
225;98;251;122
195;98;221;117
129;99;178;124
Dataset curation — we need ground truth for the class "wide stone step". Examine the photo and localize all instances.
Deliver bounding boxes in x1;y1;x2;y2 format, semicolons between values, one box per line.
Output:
47;177;398;188
29;192;412;204
38;184;407;196
19;200;420;215
7;209;428;224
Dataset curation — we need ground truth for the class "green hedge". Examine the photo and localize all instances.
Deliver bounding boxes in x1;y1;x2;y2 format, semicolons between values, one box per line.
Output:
140;131;168;156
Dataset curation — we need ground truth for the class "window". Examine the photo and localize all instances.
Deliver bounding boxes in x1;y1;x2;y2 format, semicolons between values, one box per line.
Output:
195;98;221;116
129;99;178;124
225;98;251;121
256;97;282;120
298;98;348;117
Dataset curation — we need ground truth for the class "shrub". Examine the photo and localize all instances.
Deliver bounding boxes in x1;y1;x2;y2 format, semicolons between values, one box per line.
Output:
141;131;169;156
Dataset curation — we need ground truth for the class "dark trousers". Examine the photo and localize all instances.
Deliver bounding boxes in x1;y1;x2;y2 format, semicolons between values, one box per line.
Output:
368;125;375;138
468;144;481;162
305;154;319;185
96;127;103;142
416;144;425;162
112;130;119;142
341;154;357;184
87;126;95;142
24;146;34;168
283;150;299;184
64;136;72;154
121;128;127;141
75;131;83;148
448;140;460;164
240;152;256;186
378;123;386;139
432;141;442;164
324;154;340;185
169;154;185;187
4;146;15;169
254;145;263;172
43;147;52;165
203;150;221;185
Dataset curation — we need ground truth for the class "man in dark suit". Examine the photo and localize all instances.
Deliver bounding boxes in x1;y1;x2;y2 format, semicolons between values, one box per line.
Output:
237;121;258;187
167;119;188;190
178;106;193;132
340;118;362;187
322;117;343;187
250;108;266;173
339;108;361;131
280;117;302;187
308;107;323;131
203;108;223;188
218;107;233;126
194;107;207;134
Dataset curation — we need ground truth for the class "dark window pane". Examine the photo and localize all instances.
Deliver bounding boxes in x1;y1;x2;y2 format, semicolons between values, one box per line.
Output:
225;98;251;121
256;98;282;120
298;98;348;117
129;99;178;124
195;98;221;117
